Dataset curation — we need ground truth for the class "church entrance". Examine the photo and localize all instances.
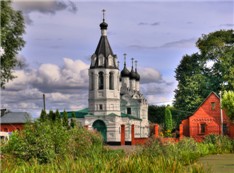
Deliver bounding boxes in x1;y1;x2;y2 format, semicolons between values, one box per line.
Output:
92;120;107;142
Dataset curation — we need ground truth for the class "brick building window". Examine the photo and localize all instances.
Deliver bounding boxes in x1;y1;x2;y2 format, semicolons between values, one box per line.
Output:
200;123;206;134
4;128;8;132
211;102;216;110
223;124;228;135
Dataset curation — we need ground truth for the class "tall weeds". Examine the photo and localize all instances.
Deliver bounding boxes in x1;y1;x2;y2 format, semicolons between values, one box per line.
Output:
1;129;234;173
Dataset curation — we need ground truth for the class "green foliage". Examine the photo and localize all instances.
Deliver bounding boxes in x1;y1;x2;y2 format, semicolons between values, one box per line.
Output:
48;110;55;121
1;0;26;88
2;119;103;164
2;120;68;163
39;109;47;121
148;105;166;124
174;30;234;120
2;135;234;173
222;90;234;120
203;134;234;153
148;105;180;127
62;110;68;127
70;112;76;128
164;107;173;132
55;109;61;122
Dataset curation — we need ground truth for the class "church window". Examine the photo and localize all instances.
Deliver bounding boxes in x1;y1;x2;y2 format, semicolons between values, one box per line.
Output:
108;56;113;66
98;72;104;90
91;55;96;66
99;56;104;66
109;72;114;90
127;107;131;115
99;104;103;110
90;72;94;90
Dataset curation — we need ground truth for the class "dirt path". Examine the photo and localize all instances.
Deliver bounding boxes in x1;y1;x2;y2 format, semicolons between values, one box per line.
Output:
198;154;234;173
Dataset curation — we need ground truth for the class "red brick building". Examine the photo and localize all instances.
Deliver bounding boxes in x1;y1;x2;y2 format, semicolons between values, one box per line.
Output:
0;109;32;132
182;92;234;141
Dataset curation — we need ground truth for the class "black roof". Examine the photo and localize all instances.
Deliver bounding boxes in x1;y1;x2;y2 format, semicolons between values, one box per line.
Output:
90;20;118;69
95;36;114;58
130;68;137;80
121;65;130;77
135;69;140;81
100;21;108;30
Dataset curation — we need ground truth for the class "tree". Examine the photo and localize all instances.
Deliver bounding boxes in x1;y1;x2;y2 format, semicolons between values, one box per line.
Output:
62;110;68;127
148;105;166;124
55;109;61;122
39;109;47;121
148;105;180;128
196;29;234;91
70;112;76;128
164;107;173;131
174;53;209;119
48;110;55;121
174;30;234;120
222;91;234;120
1;0;25;88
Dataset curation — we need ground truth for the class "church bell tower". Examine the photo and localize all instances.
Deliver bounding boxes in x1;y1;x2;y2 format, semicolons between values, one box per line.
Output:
88;10;121;116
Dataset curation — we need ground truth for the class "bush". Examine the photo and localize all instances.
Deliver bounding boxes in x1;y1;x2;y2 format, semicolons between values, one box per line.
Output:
2;119;104;163
203;134;234;153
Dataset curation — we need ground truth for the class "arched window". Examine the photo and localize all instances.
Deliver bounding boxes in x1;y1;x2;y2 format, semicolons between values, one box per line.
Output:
98;72;104;90
98;55;104;66
90;72;94;90
108;56;113;66
109;72;114;90
91;55;96;67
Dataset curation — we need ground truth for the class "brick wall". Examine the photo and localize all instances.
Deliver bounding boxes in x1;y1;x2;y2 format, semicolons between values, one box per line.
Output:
0;123;24;132
121;125;125;145
182;119;189;137
229;123;234;139
134;138;149;145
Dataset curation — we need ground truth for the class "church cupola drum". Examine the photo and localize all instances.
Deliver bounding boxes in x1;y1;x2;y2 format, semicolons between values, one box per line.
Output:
89;10;121;116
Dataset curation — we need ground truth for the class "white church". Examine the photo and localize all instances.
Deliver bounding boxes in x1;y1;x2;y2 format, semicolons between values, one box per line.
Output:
70;11;149;145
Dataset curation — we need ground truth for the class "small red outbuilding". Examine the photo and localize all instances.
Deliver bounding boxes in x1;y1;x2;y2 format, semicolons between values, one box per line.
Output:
0;109;32;132
182;92;234;141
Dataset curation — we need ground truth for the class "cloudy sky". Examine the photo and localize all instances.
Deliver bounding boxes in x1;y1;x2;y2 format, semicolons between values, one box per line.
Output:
1;0;233;118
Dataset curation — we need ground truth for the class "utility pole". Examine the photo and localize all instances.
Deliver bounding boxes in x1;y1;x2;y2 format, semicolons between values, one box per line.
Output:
43;94;46;111
220;90;223;135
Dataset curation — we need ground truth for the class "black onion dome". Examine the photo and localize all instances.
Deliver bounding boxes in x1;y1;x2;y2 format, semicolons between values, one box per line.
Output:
100;21;108;30
121;66;130;77
135;71;140;81
130;68;137;80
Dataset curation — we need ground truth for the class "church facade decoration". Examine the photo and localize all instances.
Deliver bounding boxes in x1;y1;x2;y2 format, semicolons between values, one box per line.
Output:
74;10;149;144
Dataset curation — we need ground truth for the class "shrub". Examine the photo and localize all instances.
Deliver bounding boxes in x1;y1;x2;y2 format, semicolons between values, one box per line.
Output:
203;134;233;153
2;119;104;163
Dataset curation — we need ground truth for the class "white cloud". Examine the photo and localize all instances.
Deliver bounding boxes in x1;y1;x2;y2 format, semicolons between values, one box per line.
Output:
12;0;77;24
38;64;61;82
139;67;162;84
2;57;173;117
2;58;89;117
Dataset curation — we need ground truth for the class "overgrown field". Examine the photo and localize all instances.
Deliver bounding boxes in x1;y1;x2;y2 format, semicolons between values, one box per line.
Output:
1;120;234;173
